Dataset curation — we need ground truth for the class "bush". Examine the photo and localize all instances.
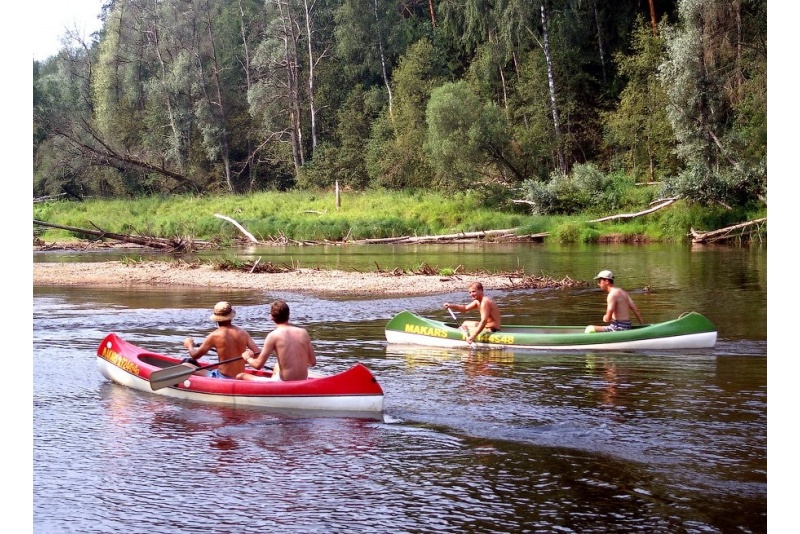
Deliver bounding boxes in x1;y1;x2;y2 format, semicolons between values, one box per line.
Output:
522;163;609;215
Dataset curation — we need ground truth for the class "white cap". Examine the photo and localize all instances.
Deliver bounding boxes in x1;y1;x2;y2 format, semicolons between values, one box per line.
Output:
593;270;614;281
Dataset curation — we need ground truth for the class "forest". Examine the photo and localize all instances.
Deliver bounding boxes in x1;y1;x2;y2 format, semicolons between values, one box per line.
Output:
33;0;767;216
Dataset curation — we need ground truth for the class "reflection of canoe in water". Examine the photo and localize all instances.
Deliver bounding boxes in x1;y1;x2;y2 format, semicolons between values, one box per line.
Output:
96;333;384;413
385;311;717;351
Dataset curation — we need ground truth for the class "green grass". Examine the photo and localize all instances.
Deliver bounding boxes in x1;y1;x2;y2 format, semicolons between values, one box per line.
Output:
33;190;767;244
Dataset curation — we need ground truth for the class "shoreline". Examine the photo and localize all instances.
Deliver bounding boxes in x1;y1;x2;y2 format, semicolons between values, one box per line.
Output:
33;261;522;296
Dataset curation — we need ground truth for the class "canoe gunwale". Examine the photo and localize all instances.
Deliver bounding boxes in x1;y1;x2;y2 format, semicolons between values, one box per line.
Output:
385;311;717;351
96;333;384;413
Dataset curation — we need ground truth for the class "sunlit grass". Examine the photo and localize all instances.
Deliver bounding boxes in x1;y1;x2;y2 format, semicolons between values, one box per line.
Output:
33;189;766;243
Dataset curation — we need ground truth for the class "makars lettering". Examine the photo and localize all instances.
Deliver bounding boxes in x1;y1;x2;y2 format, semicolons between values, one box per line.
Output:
100;347;141;376
404;325;449;338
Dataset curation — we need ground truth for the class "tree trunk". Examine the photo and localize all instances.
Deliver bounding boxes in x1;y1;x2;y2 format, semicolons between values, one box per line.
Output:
373;0;394;123
201;0;234;192
648;0;658;35
540;3;565;174
302;0;325;151
591;0;607;83
149;17;187;174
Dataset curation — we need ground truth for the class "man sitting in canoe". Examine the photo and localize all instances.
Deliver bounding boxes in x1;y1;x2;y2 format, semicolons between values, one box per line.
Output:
182;301;261;378
444;281;501;344
239;300;317;381
585;270;644;333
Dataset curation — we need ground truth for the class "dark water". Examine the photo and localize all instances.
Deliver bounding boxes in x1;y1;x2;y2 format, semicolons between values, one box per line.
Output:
32;243;767;533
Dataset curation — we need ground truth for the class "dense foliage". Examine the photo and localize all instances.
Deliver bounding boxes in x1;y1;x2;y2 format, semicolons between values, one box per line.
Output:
33;0;766;214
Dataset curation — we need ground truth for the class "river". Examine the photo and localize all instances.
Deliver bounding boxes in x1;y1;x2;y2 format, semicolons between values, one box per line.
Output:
31;242;767;532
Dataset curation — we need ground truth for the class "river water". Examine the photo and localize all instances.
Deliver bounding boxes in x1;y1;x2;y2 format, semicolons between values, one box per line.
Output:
32;243;768;532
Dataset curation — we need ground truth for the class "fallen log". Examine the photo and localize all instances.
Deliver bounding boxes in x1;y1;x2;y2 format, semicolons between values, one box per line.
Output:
355;229;522;244
589;198;679;223
214;213;258;243
689;218;767;243
32;220;207;251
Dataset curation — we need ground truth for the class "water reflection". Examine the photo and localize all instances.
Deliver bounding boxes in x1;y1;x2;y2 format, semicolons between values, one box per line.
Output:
33;243;766;532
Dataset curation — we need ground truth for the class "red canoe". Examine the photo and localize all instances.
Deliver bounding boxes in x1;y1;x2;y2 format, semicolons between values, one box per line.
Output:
96;333;384;413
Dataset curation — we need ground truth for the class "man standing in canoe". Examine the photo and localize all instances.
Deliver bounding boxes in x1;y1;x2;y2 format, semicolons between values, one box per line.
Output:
239;300;317;381
183;301;261;378
444;281;501;344
586;270;644;333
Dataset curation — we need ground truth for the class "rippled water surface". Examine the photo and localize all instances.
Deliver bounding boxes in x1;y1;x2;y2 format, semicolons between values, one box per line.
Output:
32;243;767;532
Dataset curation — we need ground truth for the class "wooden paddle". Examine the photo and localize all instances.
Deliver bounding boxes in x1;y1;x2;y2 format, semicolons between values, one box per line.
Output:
149;357;242;391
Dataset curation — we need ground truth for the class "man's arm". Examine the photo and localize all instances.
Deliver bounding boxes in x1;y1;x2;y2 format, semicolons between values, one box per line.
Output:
245;334;260;354
468;301;490;343
247;334;276;369
603;294;615;323
184;335;212;359
445;300;477;313
305;331;317;367
629;296;644;323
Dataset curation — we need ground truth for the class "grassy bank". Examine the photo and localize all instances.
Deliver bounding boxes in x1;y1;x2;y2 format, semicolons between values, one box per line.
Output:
33;190;766;245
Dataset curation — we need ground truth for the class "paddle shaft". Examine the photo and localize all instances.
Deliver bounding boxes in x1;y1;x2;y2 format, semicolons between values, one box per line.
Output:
149;356;242;391
447;307;462;327
447;308;474;346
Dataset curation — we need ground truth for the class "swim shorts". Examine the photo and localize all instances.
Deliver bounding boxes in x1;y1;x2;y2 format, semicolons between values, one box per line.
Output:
209;369;234;379
488;327;500;333
607;320;632;331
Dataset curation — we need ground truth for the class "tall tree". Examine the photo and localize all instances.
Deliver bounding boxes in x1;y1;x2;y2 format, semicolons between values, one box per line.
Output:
659;0;766;205
603;18;677;182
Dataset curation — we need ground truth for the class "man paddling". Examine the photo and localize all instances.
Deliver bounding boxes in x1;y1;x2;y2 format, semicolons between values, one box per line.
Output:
183;301;260;378
239;300;317;381
585;270;644;333
444;281;501;344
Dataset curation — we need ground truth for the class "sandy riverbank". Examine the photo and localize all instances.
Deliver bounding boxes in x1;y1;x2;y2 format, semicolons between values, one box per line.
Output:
33;261;524;296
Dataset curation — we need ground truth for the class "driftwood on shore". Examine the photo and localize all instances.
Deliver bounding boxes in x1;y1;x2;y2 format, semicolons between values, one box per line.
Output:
32;220;214;252
34;199;766;250
354;229;548;244
689;218;767;244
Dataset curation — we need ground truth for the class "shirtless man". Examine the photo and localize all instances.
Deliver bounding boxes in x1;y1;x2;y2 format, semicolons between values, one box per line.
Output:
183;301;260;378
239;300;317;381
586;270;644;333
444;281;501;344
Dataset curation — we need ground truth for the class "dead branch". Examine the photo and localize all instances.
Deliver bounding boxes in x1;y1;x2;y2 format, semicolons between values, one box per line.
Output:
214;213;258;243
689;218;766;243
32;220;209;251
589;198;678;222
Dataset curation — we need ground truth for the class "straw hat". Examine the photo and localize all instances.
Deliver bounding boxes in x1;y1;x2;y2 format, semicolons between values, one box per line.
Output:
210;301;236;322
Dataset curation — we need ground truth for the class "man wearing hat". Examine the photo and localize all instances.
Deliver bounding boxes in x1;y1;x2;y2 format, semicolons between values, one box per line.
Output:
585;270;644;333
182;301;261;378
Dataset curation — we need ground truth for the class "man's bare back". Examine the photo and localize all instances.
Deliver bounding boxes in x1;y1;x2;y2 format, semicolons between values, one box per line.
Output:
240;300;316;381
184;302;259;377
605;287;640;323
262;324;316;381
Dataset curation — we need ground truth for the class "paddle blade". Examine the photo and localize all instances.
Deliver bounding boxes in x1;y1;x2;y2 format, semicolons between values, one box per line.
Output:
149;363;199;391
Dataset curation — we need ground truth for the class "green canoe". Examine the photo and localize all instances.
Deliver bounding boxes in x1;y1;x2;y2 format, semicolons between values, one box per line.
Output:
385;311;717;351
